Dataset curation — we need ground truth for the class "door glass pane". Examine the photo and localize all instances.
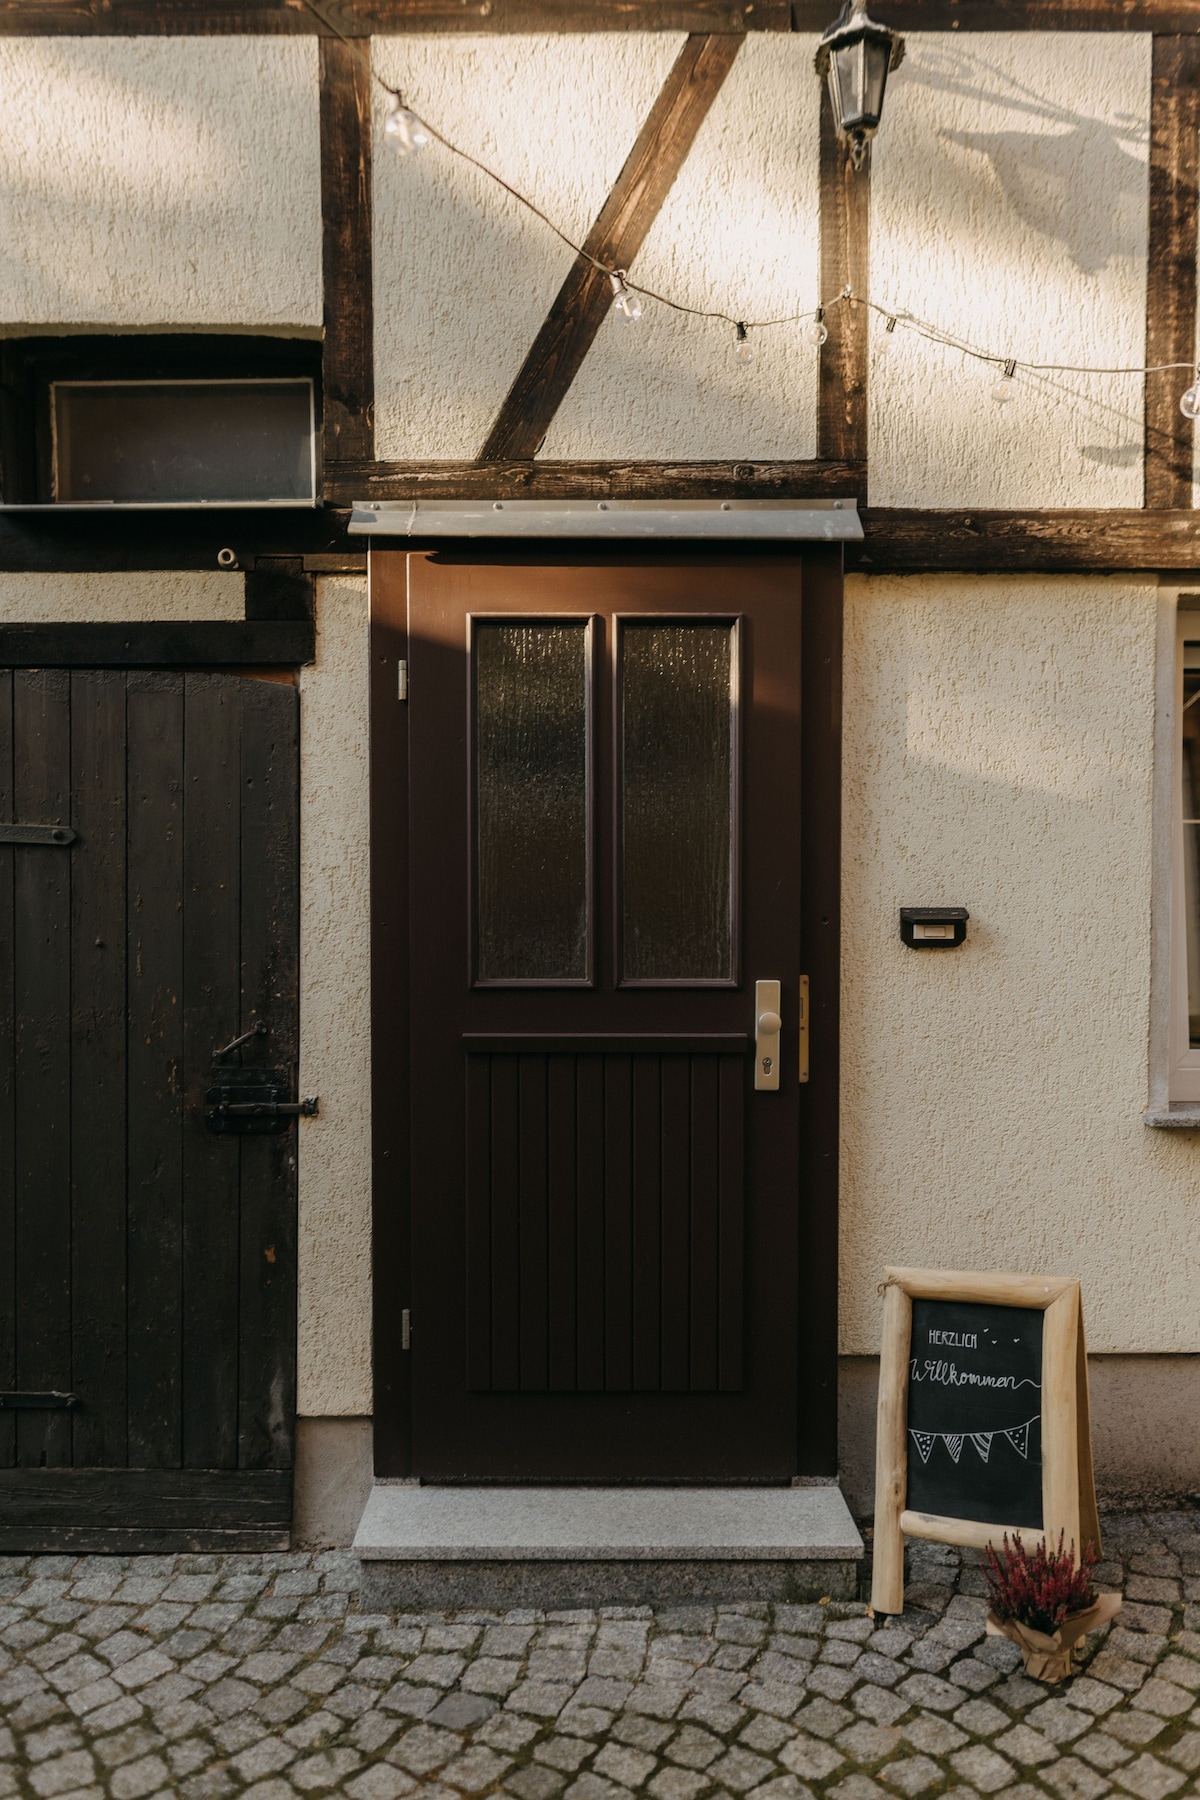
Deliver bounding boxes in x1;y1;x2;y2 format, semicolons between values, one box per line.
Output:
620;621;736;983
1183;648;1200;1044
474;620;591;983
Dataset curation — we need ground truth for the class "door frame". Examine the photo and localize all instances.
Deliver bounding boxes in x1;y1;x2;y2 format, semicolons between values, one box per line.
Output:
368;541;842;1480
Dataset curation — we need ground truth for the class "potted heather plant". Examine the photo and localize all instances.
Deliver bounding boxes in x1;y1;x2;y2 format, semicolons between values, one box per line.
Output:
983;1533;1122;1682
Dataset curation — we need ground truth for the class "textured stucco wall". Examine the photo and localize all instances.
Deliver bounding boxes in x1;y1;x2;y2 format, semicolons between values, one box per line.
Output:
297;577;372;1418
869;33;1149;507
0;38;321;330
840;574;1200;1356
545;33;821;462
0;570;243;619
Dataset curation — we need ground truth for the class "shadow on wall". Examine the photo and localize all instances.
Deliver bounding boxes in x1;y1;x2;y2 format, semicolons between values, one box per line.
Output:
909;41;1147;277
838;1355;1200;1522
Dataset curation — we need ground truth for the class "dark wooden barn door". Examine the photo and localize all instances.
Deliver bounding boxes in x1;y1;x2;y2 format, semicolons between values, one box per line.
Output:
401;551;807;1480
0;669;299;1550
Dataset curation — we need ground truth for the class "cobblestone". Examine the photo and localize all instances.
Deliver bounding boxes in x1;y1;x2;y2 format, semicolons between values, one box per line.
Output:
1;1515;1200;1797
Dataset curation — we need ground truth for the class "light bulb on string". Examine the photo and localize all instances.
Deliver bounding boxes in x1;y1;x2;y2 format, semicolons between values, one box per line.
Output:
609;270;642;324
877;315;898;354
991;358;1018;405
384;93;431;156
804;306;828;348
1181;368;1200;419
734;322;755;368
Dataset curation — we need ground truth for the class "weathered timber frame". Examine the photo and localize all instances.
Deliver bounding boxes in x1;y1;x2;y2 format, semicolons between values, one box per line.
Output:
0;2;1193;573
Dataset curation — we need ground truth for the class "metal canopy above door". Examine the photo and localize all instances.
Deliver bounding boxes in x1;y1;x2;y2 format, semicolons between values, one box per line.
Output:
348;498;863;541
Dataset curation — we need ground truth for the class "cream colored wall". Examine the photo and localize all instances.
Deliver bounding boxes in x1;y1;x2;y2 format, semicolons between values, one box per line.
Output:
869;33;1150;508
0;570;242;618
297;576;373;1418
0;38;321;330
841;573;1200;1356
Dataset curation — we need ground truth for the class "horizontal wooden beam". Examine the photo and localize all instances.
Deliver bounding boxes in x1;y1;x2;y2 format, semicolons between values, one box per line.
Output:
0;621;316;666
0;1467;291;1553
0;0;1194;31
0;510;354;572
849;509;1200;572
327;458;867;502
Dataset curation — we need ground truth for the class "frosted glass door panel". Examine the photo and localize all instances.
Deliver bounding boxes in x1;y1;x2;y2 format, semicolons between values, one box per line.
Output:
473;619;592;985
619;620;738;984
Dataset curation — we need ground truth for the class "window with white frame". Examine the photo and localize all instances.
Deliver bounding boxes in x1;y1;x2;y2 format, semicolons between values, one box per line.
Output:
1169;607;1200;1100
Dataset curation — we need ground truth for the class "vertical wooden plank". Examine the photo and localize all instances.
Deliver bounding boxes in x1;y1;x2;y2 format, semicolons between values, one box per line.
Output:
237;677;299;1470
870;1278;910;1617
659;1053;690;1393
1145;36;1200;509
575;1054;605;1392
0;673;13;1469
817;86;870;468
321;38;374;468
631;1055;662;1391
689;1055;719;1392
466;1055;492;1391
546;1055;577;1392
13;670;72;1467
69;672;128;1467
1042;1285;1083;1561
181;676;241;1469
126;673;184;1469
489;1055;521;1392
717;1053;744;1391
604;1055;633;1391
518;1054;549;1391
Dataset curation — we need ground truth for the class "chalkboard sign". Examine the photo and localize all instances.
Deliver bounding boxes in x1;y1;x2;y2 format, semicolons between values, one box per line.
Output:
870;1267;1101;1618
906;1298;1043;1531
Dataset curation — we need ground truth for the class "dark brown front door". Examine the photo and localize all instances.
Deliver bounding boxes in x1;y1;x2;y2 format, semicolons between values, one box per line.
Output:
391;549;824;1481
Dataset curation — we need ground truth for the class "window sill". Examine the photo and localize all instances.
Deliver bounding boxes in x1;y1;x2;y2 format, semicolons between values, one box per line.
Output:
1144;1104;1200;1128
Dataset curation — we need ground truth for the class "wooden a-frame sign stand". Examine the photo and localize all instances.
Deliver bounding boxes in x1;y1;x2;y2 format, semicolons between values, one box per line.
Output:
870;1267;1101;1618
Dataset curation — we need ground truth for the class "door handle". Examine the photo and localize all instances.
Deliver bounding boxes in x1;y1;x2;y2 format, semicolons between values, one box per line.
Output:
755;979;782;1091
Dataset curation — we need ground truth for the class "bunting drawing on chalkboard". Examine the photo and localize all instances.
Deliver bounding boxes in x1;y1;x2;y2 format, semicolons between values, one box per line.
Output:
909;1416;1039;1464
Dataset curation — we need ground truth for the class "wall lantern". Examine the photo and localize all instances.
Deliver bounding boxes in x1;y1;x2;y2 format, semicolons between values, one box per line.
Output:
815;0;906;170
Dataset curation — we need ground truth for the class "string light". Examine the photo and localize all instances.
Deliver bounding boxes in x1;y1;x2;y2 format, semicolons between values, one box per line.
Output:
297;0;1200;414
877;314;898;353
609;271;643;324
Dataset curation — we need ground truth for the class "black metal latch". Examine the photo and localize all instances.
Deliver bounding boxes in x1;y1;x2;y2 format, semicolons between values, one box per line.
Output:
205;1068;319;1135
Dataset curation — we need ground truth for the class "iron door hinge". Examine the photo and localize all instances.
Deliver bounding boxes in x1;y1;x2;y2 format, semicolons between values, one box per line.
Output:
0;825;75;845
398;659;408;700
401;1309;412;1350
0;1391;79;1409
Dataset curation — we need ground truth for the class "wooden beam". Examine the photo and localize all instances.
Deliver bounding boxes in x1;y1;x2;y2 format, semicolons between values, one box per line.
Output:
477;33;743;461
326;457;866;502
320;37;374;468
0;623;316;666
0;1;1198;32
849;508;1200;572
817;87;869;470
1145;35;1200;510
0;511;355;573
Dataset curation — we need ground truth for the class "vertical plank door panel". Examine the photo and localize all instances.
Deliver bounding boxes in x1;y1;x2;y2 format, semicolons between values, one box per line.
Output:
658;1053;691;1393
689;1054;720;1392
466;1055;493;1392
0;673;13;1469
575;1054;606;1393
13;670;72;1467
603;1055;634;1392
126;673;185;1469
631;1054;662;1392
181;675;242;1470
546;1055;578;1392
69;672;128;1467
717;1053;745;1391
517;1054;549;1392
237;676;299;1470
488;1054;521;1393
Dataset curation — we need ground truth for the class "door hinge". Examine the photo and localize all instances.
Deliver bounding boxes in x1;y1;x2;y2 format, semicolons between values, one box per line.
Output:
401;1309;412;1350
0;824;76;845
798;974;810;1083
0;1390;79;1410
398;659;408;701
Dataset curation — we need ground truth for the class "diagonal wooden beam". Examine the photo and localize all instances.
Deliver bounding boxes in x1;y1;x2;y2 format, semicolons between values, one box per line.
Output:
478;32;743;463
1144;34;1200;509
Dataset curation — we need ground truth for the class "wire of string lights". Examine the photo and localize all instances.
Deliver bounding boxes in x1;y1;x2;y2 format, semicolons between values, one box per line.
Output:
301;0;1200;412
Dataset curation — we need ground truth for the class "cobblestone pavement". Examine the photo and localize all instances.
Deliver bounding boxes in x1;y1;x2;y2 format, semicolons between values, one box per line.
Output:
3;1512;1200;1800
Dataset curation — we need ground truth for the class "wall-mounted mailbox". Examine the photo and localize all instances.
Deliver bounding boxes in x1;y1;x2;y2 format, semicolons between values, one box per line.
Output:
900;906;969;949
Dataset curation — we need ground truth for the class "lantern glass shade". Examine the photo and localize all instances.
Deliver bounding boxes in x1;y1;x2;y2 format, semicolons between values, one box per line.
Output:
815;1;904;167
